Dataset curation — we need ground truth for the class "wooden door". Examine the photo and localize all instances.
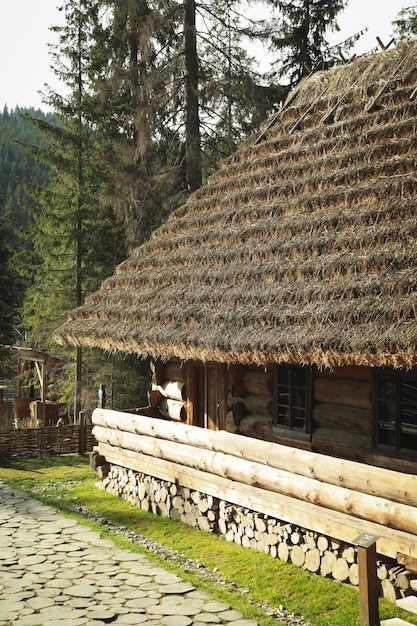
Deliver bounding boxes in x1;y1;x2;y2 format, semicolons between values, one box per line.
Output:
186;363;228;430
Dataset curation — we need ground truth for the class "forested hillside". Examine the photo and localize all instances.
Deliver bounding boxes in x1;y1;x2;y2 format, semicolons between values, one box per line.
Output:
0;107;55;230
0;107;55;353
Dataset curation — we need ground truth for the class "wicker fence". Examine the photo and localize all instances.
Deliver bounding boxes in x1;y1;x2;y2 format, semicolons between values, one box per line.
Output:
0;424;95;458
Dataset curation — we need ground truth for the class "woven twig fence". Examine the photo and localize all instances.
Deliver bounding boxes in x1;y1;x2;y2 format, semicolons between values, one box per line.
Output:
0;424;95;458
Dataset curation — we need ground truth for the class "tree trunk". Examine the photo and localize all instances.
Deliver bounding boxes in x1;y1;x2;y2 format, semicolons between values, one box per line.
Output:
184;0;202;192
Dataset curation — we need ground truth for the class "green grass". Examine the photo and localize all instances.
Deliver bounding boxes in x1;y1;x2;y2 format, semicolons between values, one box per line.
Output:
1;454;416;626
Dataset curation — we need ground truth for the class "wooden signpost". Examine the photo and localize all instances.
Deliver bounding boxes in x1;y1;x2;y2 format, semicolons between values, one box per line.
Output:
353;532;380;626
98;384;106;409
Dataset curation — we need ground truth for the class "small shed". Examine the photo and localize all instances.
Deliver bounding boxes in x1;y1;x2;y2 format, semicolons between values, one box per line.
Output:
55;41;417;590
6;346;64;427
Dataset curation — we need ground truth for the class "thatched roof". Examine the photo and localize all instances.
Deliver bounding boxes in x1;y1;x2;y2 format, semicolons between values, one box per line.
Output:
55;41;417;369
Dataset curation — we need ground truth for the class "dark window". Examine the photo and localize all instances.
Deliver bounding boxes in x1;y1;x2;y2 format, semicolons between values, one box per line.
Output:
274;364;312;436
374;370;417;453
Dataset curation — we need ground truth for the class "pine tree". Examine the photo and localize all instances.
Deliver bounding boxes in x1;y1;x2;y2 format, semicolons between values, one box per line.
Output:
0;107;54;230
184;0;202;191
0;106;57;351
20;0;126;417
91;0;283;215
196;1;284;176
392;5;417;41
268;0;352;91
89;0;186;248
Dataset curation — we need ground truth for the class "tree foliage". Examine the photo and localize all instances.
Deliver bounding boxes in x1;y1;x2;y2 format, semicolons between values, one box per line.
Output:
392;5;417;42
0;107;54;228
11;0;372;414
0;216;25;346
87;0;281;234
196;1;284;174
19;0;128;414
268;0;359;91
0;107;55;347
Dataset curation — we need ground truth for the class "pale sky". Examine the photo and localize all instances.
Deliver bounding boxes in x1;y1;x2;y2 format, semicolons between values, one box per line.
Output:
0;0;412;111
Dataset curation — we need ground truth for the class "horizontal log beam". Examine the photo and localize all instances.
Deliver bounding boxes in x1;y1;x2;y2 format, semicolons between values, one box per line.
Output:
315;365;371;382
242;393;273;416
314;378;371;410
97;441;417;561
312;427;371;451
313;403;372;434
92;408;417;507
158;398;186;421
164;362;186;383
242;369;273;396
157;380;185;402
92;423;417;536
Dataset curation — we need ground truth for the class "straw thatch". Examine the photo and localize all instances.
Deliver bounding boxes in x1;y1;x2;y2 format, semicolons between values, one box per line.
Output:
55;41;417;370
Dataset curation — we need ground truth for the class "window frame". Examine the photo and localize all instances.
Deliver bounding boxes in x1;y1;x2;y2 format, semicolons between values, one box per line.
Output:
272;364;312;441
373;368;417;457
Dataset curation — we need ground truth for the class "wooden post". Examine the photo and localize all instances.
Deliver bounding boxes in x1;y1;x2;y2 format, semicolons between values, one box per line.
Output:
78;411;86;455
41;362;46;426
353;533;380;626
185;363;197;425
98;384;106;409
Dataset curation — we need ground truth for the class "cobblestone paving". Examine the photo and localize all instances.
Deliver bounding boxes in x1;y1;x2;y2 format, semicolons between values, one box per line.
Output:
0;480;258;626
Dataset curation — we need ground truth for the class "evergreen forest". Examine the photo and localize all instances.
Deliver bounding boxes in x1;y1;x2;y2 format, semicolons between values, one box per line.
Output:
1;0;414;421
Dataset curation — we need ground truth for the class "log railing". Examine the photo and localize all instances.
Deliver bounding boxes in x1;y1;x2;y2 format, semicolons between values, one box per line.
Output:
92;408;417;561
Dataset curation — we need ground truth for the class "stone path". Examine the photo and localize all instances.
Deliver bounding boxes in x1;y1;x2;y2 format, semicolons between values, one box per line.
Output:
0;480;258;626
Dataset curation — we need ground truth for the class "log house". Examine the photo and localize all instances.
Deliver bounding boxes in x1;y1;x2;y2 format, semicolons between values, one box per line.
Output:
55;41;417;596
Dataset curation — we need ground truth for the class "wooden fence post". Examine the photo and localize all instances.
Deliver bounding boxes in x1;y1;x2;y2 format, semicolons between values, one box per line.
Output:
353;533;380;626
98;384;106;409
78;411;86;455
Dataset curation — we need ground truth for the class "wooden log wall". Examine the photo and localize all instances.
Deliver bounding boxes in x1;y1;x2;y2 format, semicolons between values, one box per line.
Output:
147;360;374;461
228;366;274;437
96;459;417;601
311;366;373;461
150;360;187;422
149;359;230;429
227;365;375;460
92;408;417;566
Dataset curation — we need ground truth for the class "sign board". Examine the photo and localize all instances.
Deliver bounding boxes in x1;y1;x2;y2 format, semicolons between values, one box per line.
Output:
352;532;379;548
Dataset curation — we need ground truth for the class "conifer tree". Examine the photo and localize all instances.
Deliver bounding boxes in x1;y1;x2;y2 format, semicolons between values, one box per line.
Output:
268;0;352;91
21;0;126;416
196;1;284;175
184;0;202;191
90;0;186;248
92;0;282;209
0;106;57;349
392;5;417;41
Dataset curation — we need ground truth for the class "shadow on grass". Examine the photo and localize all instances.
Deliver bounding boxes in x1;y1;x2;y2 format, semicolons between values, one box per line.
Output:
0;454;89;471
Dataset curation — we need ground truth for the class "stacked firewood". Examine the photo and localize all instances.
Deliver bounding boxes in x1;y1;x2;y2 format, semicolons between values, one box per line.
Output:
217;502;417;600
218;502;358;578
99;461;417;600
101;464;218;532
